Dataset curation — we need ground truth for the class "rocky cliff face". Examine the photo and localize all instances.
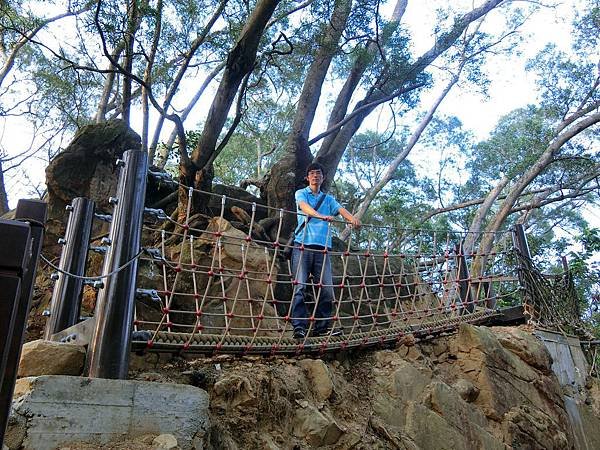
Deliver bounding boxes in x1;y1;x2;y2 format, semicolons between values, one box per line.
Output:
7;325;600;450
124;323;600;449
9;325;600;449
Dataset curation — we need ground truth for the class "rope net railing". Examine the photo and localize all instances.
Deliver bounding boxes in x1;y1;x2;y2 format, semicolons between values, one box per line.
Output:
516;251;587;336
129;185;520;354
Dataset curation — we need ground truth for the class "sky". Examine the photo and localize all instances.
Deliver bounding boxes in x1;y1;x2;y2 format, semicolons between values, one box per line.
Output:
0;0;590;214
404;0;576;138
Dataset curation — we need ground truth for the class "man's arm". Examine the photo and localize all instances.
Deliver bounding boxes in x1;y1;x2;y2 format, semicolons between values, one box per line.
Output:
298;201;333;222
338;207;361;228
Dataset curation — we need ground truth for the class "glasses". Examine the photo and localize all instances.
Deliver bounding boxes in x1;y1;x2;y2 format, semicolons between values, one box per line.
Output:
307;170;323;176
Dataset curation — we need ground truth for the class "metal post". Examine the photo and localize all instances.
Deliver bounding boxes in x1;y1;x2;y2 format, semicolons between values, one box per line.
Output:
454;241;474;313
513;224;534;319
87;150;148;379
483;281;496;310
44;197;95;339
513;224;532;260
0;200;47;445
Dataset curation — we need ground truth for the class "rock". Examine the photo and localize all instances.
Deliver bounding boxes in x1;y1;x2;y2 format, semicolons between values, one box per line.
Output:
259;434;281;450
405;402;504;450
213;374;256;408
3;413;26;450
293;403;343;446
503;405;569;450
451;324;566;425
298;359;334;401
333;430;363;449
423;381;502;449
129;352;162;372
493;326;553;374
175;217;282;337
452;378;479;403
44;120;141;249
392;359;432;403
139;372;164;382
371;358;432;429
404;402;468;450
6;375;209;450
573;399;600;450
56;434;157;449
13;377;35;399
153;433;179;449
426;381;487;429
18;340;86;377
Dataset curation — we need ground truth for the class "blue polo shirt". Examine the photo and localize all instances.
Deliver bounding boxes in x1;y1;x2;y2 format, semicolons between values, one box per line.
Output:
294;187;341;248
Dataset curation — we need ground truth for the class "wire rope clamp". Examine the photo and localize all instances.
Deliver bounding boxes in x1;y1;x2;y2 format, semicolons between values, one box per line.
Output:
136;288;161;303
115;158;126;168
143;208;168;222
90;245;108;255
108;196;119;205
83;280;104;289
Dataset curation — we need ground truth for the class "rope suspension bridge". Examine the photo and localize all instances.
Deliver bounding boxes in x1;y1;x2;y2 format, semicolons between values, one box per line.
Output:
1;150;586;378
132;194;517;355
0;149;593;448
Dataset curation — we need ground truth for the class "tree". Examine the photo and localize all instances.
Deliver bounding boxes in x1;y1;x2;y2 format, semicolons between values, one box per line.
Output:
0;157;8;214
2;0;597;251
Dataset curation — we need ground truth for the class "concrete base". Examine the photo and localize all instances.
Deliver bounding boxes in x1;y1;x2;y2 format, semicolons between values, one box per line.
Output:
6;375;209;450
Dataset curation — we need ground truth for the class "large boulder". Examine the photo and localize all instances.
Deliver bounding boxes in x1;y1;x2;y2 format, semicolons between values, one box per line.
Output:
449;324;566;425
44;120;141;248
298;359;334;402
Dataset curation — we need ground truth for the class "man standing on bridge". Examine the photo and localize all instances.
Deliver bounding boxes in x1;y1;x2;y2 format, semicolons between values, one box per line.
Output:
291;162;361;339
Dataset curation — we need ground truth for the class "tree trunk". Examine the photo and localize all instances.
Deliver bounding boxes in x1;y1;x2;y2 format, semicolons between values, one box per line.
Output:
179;0;280;215
462;175;510;254
142;0;163;156
154;61;226;169
95;46;125;123
149;0;227;163
315;0;407;180
0;159;9;215
121;0;139;125
265;0;353;217
340;72;460;241
473;109;600;275
316;0;506;189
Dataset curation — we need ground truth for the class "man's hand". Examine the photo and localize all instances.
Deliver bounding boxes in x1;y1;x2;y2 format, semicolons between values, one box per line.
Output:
348;216;361;229
339;207;361;229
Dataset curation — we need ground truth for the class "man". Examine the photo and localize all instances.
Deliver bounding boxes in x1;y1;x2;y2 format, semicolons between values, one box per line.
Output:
291;162;361;339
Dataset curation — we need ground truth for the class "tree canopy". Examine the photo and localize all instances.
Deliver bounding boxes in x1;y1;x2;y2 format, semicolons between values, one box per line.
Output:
0;0;598;282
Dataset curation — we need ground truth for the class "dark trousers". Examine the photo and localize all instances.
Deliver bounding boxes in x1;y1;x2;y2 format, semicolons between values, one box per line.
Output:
290;246;334;331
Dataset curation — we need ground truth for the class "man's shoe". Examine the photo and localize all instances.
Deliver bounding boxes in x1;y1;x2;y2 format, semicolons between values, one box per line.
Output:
312;327;343;337
293;328;307;340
